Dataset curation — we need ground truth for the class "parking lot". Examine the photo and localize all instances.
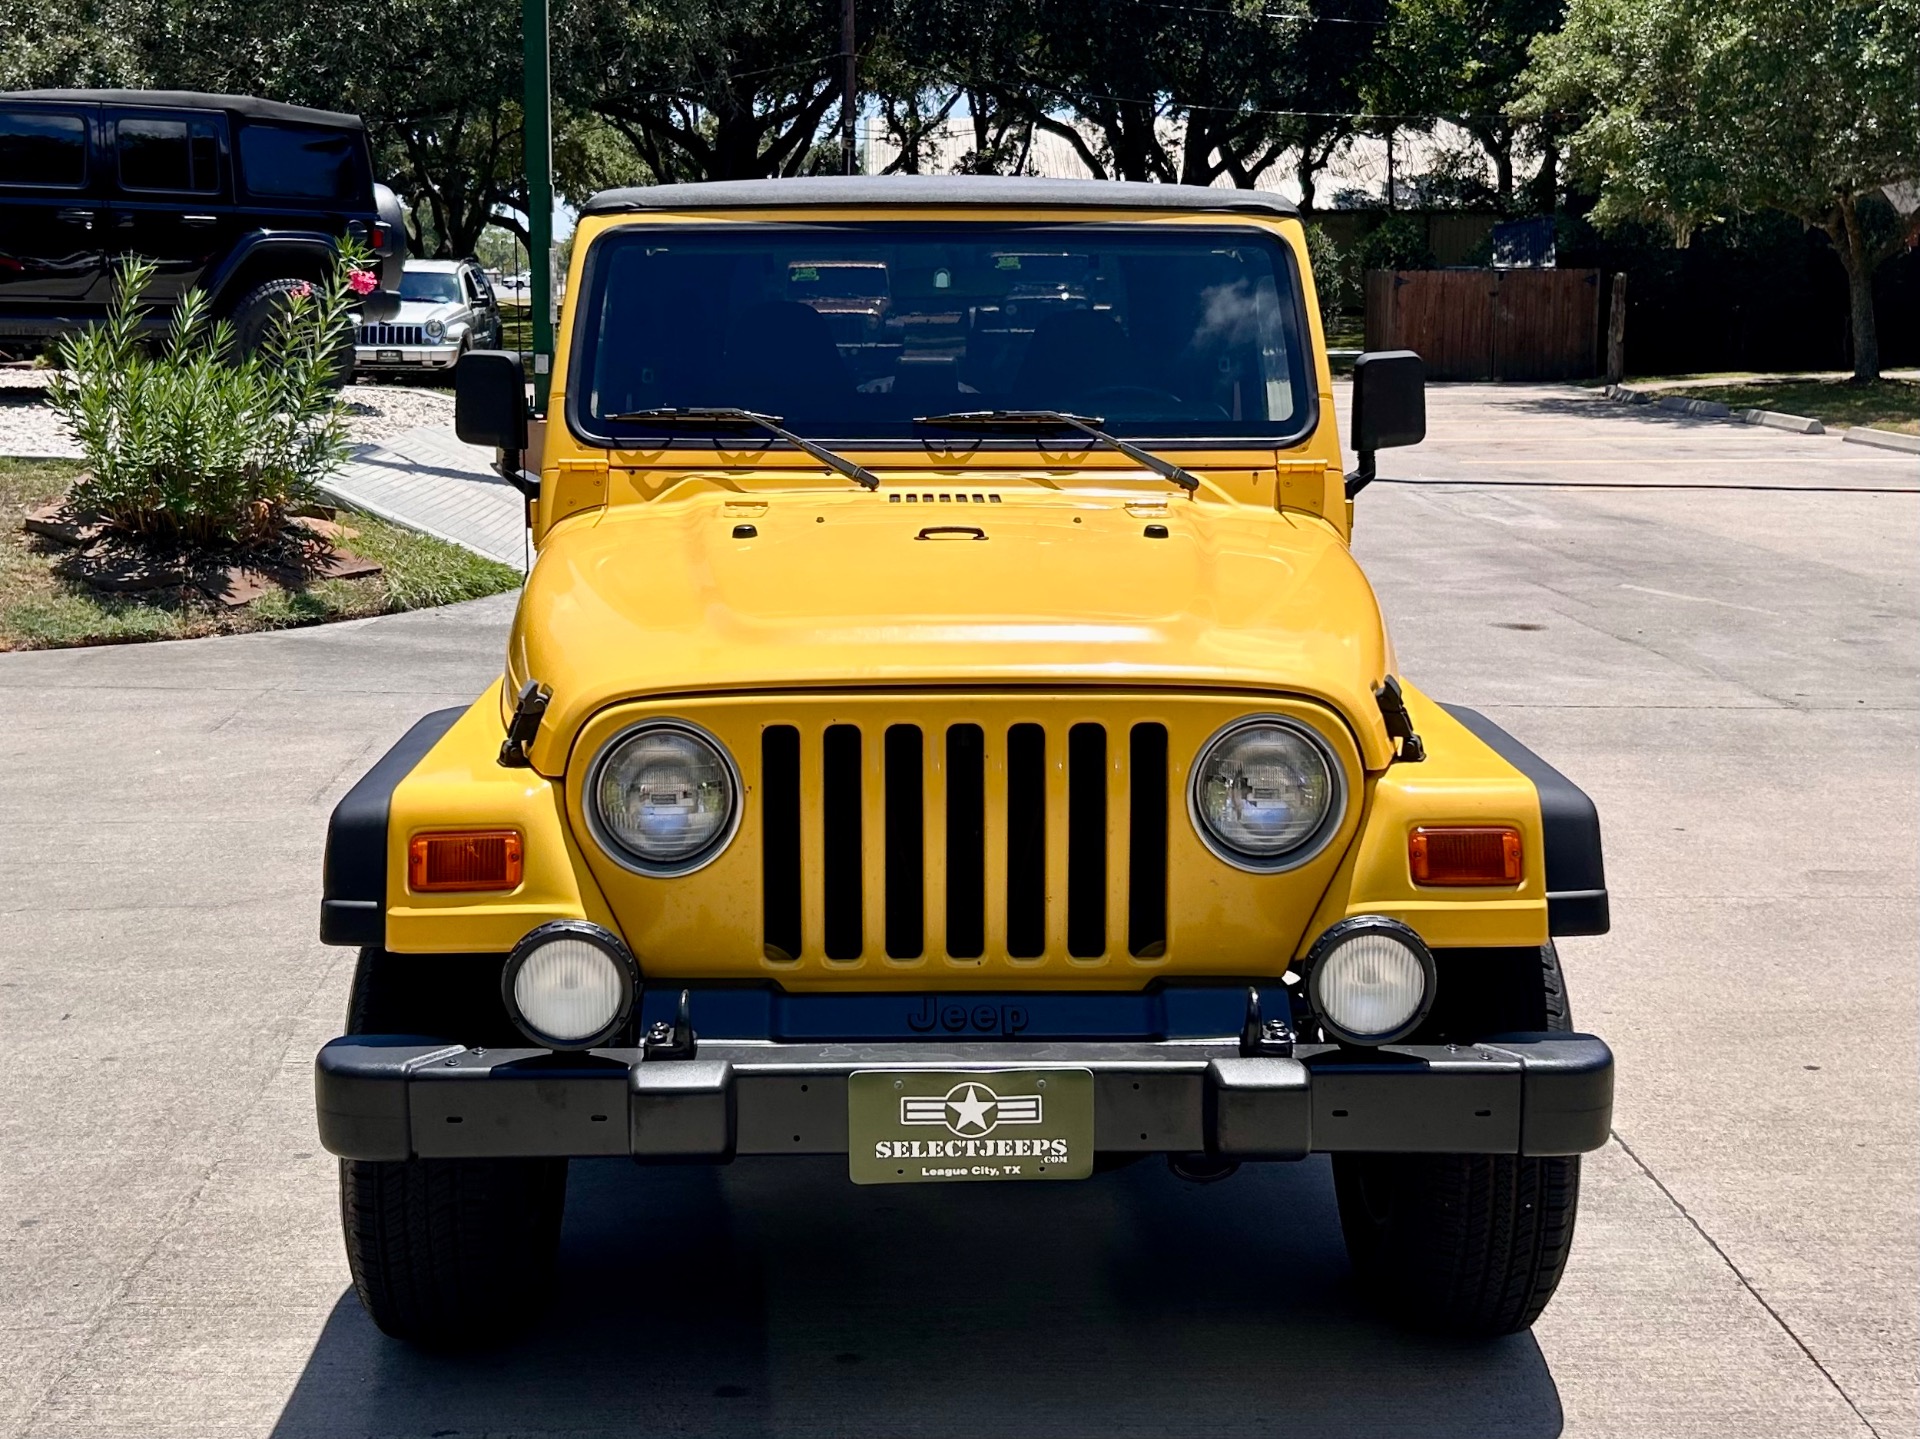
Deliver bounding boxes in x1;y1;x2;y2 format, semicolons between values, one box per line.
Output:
0;383;1914;1438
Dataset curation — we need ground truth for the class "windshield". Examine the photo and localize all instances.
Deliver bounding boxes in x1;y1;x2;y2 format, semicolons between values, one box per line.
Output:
573;224;1314;444
400;270;461;303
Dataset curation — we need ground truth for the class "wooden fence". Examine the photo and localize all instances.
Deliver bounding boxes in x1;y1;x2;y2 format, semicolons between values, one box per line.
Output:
1365;269;1602;381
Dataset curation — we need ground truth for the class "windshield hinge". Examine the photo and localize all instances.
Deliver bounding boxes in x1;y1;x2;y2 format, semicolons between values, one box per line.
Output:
1374;675;1426;763
498;680;550;768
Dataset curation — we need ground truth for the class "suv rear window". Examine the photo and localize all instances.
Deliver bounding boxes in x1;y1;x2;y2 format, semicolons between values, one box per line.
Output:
236;124;367;203
116;116;220;194
0;110;87;188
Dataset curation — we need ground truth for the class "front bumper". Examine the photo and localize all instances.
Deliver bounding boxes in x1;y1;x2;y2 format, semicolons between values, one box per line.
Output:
354;343;461;369
316;1033;1613;1164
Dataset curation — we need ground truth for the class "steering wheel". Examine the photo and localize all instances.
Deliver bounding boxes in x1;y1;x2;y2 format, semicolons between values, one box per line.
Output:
1073;384;1188;416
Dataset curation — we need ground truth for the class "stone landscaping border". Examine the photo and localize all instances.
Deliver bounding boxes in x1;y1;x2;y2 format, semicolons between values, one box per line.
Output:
1599;383;1920;448
1601;384;1825;434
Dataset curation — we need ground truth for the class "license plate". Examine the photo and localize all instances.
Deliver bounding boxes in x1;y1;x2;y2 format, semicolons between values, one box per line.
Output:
848;1068;1094;1184
376;349;402;363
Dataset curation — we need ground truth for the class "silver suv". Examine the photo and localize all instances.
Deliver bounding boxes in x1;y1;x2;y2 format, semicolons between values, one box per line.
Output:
354;258;500;372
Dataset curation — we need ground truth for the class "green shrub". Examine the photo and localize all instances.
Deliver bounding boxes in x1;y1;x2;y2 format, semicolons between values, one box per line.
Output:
47;253;367;550
1304;223;1358;332
1354;215;1436;275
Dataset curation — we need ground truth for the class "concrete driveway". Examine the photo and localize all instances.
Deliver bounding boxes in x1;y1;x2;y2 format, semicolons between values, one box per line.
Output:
1;383;1913;1438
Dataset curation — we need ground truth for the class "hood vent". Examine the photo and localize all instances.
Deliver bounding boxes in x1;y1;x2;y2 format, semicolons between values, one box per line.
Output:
887;492;1003;504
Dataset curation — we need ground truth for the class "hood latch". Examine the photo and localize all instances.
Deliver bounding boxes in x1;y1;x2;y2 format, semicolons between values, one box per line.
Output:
498;680;550;768
1374;675;1427;763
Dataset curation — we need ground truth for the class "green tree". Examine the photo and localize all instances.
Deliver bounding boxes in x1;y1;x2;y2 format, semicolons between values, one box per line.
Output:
944;0;1323;188
0;0;144;88
1519;0;1920;379
130;0;527;258
1363;0;1564;211
556;0;857;181
1281;0;1391;211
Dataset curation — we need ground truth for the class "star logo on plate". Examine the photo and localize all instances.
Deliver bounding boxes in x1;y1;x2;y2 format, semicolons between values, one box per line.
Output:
900;1080;1043;1137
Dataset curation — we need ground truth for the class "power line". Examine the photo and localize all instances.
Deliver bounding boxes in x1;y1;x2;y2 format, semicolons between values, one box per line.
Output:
1125;0;1394;25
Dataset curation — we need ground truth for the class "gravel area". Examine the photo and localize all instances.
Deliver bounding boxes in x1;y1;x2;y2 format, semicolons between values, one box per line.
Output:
0;367;456;459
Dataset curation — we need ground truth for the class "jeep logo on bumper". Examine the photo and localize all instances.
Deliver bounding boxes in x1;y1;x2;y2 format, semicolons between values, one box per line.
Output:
905;996;1030;1035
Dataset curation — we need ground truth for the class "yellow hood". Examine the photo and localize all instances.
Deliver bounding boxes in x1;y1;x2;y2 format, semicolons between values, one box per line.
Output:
507;485;1396;774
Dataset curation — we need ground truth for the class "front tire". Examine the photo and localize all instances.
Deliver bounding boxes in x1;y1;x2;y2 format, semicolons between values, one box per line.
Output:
1332;943;1583;1336
339;948;567;1347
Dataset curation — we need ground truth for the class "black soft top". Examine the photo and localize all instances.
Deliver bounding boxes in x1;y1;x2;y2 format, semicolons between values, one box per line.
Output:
0;89;363;131
581;175;1299;219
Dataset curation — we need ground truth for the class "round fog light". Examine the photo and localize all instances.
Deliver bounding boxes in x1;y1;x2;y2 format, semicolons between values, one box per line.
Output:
1306;916;1435;1046
502;922;637;1049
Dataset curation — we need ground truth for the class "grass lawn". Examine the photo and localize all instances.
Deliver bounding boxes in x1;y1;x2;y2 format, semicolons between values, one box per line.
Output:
1;458;521;651
1635;378;1920;435
497;299;533;354
1324;319;1365;352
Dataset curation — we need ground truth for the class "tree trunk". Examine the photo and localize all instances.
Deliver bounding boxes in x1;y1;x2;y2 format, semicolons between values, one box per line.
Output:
1605;272;1627;384
1833;195;1881;382
1531;142;1559;214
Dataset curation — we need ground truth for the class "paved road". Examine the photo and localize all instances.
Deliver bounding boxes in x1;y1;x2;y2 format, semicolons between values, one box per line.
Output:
1;384;1913;1438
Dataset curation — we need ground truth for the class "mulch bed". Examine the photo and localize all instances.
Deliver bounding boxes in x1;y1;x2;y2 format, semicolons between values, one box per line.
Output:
23;495;383;609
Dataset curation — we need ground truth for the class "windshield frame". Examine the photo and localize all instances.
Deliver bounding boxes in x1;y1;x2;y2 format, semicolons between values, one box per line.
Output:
562;220;1320;455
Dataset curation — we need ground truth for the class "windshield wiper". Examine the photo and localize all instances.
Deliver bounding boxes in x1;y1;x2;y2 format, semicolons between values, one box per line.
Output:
603;406;879;491
913;410;1201;493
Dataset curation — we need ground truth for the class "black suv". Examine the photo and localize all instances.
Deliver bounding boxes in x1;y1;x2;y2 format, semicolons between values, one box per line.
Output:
0;89;405;353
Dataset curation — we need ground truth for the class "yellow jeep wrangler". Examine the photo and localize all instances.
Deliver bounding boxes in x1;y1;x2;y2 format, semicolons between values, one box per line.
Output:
315;177;1612;1347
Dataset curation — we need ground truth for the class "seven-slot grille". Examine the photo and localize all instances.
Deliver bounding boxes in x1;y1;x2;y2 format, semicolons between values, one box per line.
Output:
759;720;1169;965
359;322;427;346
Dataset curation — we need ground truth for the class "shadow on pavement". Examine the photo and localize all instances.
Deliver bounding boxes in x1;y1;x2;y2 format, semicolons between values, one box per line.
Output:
271;1154;1563;1439
1475;392;1746;429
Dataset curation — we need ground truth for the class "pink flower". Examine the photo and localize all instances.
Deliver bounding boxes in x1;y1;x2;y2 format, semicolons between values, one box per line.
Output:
289;280;313;299
347;269;378;296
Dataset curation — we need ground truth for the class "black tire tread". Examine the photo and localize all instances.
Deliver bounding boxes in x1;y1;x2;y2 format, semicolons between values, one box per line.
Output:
339;949;566;1347
1334;943;1582;1336
340;1153;565;1346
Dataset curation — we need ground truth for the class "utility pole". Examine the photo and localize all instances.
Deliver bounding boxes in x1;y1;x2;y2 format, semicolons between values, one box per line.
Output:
840;0;857;175
524;0;554;411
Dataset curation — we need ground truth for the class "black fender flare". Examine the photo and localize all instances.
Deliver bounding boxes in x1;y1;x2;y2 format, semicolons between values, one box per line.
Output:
203;231;340;314
320;709;463;946
1441;705;1610;937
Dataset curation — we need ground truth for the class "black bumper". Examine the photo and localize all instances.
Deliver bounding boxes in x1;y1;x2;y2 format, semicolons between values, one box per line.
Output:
316;1034;1613;1164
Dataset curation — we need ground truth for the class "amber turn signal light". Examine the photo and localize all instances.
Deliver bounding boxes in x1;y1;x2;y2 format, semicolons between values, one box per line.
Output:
408;831;523;892
1409;826;1522;886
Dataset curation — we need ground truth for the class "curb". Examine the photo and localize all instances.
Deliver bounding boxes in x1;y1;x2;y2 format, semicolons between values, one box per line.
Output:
1603;384;1826;436
1603;384;1728;416
1657;394;1730;418
1840;426;1920;454
1739;409;1823;435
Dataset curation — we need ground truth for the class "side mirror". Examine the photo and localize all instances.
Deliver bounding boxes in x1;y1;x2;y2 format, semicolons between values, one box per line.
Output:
455;350;528;450
1346;349;1426;498
455;350;537;500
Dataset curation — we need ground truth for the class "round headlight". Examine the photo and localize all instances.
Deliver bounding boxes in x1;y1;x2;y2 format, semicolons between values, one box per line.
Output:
1306;916;1435;1046
1190;717;1342;870
502;922;637;1049
587;721;740;875
424;317;446;341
